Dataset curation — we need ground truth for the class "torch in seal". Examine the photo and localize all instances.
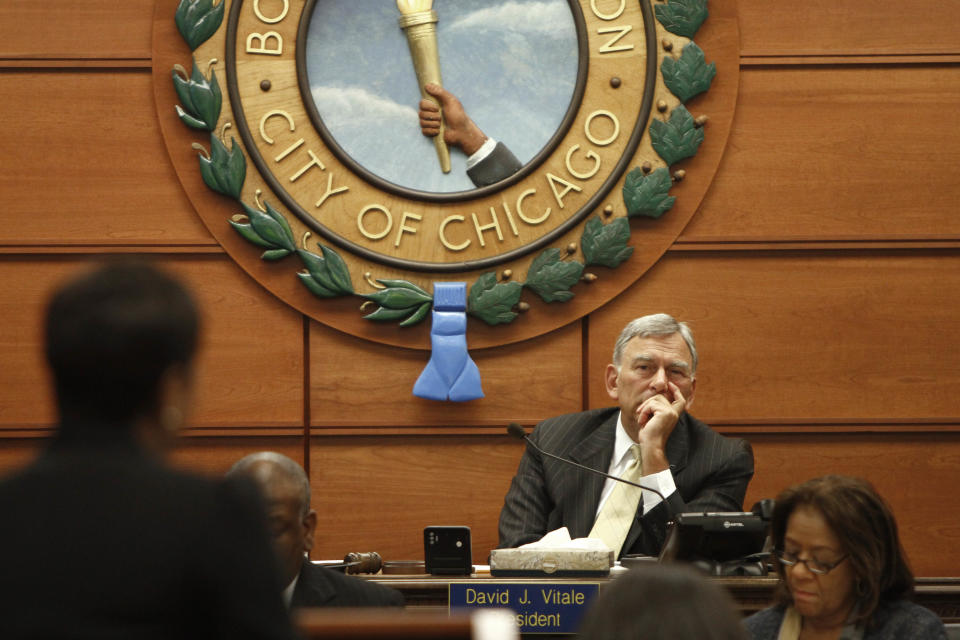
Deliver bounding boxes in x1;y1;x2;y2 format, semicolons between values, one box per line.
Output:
397;0;451;174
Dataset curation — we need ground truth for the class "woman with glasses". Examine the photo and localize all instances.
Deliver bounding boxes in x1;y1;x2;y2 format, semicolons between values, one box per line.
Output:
744;475;945;640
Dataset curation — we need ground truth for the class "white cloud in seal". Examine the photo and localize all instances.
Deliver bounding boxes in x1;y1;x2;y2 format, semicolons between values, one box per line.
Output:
448;1;571;37
311;85;417;130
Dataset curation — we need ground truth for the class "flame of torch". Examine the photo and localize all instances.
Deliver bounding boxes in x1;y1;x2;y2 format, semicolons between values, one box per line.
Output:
397;0;451;173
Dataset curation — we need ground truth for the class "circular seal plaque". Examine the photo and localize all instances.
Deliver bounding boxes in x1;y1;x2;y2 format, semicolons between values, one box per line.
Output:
153;0;738;349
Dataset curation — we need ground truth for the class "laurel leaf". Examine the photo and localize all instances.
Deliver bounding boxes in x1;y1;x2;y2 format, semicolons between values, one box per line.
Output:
581;217;634;268
623;167;677;219
662;42;716;102
175;106;208;130
362;286;433;309
297;249;342;294
398;302;431;327
261;248;292;261
525;248;584;303
241;201;293;252
229;219;276;249
362;306;414;322
467;272;522;326
649;105;704;166
175;0;225;50
197;134;245;198
655;0;708;38
319;245;354;294
374;279;430;297
172;68;197;117
190;66;222;130
297;271;338;298
262;201;295;249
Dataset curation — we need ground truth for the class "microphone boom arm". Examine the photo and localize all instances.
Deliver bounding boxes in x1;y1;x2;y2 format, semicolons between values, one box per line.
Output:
507;423;668;505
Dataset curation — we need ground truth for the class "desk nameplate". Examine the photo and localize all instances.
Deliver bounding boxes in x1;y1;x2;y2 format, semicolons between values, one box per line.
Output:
448;581;601;634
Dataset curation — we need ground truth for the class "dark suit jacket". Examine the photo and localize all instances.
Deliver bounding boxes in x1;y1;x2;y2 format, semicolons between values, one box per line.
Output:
291;559;404;608
0;425;294;640
467;142;522;187
498;408;755;558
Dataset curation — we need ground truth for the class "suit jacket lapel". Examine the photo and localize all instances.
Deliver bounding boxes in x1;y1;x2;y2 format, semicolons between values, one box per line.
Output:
566;412;618;539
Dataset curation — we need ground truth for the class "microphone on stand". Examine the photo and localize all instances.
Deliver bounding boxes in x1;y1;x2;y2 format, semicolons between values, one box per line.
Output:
506;422;669;507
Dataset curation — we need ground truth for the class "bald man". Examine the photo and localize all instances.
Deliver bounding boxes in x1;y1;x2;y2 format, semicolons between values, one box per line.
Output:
228;452;404;608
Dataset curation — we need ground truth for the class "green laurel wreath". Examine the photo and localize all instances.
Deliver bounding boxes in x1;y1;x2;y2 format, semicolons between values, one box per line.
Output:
172;0;713;327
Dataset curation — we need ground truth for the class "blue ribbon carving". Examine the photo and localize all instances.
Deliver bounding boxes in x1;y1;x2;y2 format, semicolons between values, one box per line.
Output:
413;282;483;402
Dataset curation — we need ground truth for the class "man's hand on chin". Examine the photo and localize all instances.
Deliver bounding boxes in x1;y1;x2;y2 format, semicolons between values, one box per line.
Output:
634;382;686;474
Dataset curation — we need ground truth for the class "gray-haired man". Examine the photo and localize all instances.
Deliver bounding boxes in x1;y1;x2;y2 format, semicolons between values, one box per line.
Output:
498;314;755;558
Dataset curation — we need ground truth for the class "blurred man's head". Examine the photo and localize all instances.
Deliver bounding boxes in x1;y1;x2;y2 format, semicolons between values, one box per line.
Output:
228;452;317;586
45;262;199;438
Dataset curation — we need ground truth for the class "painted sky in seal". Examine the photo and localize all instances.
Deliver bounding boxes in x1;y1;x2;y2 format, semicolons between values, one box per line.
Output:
305;0;579;194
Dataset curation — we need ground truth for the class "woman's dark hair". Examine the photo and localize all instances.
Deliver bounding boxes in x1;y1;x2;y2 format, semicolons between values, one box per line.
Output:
770;475;914;626
578;563;745;640
45;262;199;425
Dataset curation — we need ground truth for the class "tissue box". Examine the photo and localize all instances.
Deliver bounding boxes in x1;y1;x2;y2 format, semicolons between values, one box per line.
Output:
489;548;613;577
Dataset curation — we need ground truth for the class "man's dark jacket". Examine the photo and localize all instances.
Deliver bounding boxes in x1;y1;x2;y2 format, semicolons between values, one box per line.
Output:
0;425;294;640
498;407;755;558
291;558;405;608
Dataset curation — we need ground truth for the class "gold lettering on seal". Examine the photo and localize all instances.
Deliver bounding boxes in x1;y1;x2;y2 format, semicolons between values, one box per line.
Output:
516;189;551;225
590;0;625;20
598;25;634;54
439;215;470;251
247;32;283;56
565;144;601;180
259;110;295;145
253;0;289;23
395;212;421;247
585;110;620;146
357;204;391;240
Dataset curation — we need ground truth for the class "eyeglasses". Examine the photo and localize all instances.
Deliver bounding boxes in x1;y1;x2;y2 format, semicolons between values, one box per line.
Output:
774;550;848;576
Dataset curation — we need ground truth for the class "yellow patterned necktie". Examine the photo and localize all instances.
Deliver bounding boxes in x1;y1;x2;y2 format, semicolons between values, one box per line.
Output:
588;443;643;557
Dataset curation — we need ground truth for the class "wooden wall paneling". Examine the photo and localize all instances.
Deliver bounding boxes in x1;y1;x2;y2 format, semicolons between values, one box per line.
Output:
0;256;305;431
587;251;960;423
738;0;960;57
743;433;960;577
308;320;583;432
0;258;63;429
169;436;304;476
0;1;154;61
0;69;213;247
308;435;524;564
163;257;305;429
681;65;960;243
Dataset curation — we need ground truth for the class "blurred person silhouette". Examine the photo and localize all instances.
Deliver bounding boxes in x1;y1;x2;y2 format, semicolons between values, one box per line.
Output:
228;452;404;608
744;475;945;640
577;563;746;640
0;262;294;639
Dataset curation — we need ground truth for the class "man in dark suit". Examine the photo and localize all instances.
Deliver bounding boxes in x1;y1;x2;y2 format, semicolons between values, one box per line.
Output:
229;452;405;609
418;83;522;187
0;263;294;639
498;313;755;558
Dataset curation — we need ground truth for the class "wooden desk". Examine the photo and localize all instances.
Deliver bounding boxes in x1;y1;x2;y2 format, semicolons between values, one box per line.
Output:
366;573;960;623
